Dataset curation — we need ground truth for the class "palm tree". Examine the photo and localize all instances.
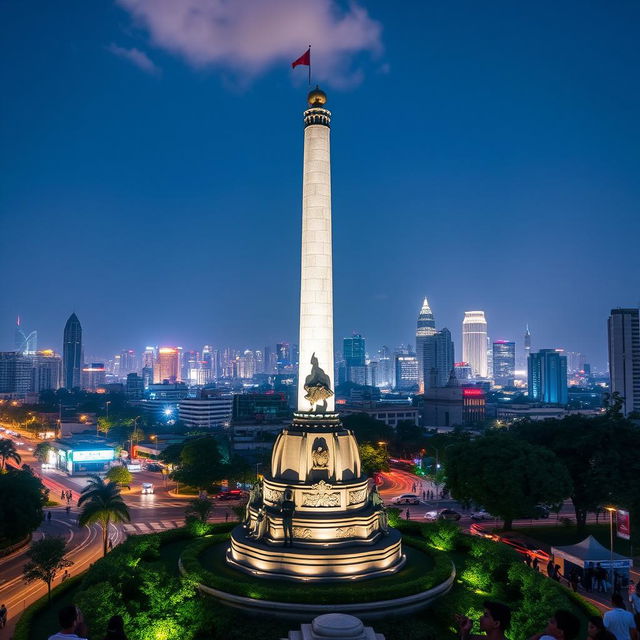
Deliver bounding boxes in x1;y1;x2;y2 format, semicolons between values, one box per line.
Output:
0;438;21;471
78;475;130;556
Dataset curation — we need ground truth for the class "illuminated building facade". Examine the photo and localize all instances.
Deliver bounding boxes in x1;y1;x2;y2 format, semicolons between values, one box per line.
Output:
82;363;106;391
394;354;419;391
154;347;179;383
422;327;454;390
608;308;640;416
415;297;436;391
492;340;515;387
62;313;82;389
528;349;568;405
32;350;62;391
418;376;486;427
0;352;33;394
462;311;488;378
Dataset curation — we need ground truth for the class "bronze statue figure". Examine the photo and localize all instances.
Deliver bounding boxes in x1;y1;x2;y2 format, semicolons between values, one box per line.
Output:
280;489;296;547
303;352;334;412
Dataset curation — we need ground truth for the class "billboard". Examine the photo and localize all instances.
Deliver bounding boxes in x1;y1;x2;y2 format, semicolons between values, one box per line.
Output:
617;509;630;540
72;449;114;463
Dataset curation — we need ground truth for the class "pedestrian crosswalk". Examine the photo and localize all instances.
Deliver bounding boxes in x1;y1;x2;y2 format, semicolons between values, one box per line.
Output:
123;520;184;534
125;500;189;509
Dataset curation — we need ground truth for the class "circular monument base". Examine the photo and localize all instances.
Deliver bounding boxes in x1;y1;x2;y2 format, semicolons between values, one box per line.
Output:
227;525;405;582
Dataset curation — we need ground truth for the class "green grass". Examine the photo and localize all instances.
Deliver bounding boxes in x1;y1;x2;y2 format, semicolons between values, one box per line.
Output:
515;524;635;556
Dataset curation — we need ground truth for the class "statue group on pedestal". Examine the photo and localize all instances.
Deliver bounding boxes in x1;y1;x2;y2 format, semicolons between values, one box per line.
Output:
245;479;297;547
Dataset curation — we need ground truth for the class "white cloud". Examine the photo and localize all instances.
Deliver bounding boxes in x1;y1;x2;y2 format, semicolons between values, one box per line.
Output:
108;43;161;75
114;0;382;86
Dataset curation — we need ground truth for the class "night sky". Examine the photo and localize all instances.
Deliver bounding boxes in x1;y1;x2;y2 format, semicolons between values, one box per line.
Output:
2;1;639;368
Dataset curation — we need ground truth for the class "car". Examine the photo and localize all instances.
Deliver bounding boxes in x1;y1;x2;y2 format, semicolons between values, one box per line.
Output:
438;509;462;521
532;504;550;519
141;482;154;495
15;440;25;445
146;463;163;472
424;508;462;522
497;533;550;563
216;489;244;501
391;493;421;505
470;509;493;521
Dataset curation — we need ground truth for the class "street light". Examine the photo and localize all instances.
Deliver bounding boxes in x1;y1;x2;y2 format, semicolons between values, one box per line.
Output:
605;506;616;592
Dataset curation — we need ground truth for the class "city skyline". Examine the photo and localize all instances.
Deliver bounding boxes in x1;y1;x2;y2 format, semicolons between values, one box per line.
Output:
3;2;640;368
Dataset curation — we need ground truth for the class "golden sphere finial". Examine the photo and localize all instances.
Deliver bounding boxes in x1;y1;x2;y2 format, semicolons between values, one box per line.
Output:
307;86;327;107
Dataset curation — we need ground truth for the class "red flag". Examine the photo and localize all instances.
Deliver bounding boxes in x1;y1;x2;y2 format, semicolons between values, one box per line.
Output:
291;48;310;69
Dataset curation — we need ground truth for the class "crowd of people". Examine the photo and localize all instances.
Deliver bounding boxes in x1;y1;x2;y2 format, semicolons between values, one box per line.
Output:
47;606;127;640
456;591;640;640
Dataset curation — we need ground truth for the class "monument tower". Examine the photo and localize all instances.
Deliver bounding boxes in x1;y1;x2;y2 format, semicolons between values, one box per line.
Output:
227;88;404;581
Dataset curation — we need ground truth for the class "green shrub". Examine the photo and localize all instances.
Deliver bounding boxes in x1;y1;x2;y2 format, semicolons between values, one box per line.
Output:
421;520;459;551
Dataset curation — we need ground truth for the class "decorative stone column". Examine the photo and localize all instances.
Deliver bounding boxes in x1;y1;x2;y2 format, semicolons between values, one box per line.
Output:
297;87;334;412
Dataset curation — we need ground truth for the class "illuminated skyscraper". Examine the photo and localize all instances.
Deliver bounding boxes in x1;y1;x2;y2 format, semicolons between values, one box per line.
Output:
395;354;419;391
524;325;531;361
528;349;568;405
608;308;640;416
154;347;179;383
462;311;488;378
423;328;454;389
62;313;82;389
14;317;37;355
32;350;62;391
120;349;138;375
416;298;436;391
493;340;515;387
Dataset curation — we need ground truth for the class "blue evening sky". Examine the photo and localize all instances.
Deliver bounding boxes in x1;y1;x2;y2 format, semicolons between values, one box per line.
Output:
1;1;639;368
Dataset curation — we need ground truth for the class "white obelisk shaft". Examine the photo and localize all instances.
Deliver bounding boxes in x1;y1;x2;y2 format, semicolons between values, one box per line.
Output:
297;99;334;411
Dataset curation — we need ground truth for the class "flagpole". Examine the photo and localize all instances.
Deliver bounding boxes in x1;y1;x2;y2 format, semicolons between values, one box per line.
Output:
308;44;311;86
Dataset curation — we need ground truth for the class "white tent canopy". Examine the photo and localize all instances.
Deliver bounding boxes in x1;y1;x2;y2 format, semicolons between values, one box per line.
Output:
552;535;632;569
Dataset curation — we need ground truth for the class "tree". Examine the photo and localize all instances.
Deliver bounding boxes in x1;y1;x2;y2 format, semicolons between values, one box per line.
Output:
0;467;46;543
341;413;394;446
105;465;133;488
23;537;73;602
392;421;428;457
0;438;21;470
78;475;131;556
159;443;185;467
34;442;54;464
446;433;572;530
97;417;114;435
171;437;227;491
358;443;389;475
185;497;213;523
511;415;635;532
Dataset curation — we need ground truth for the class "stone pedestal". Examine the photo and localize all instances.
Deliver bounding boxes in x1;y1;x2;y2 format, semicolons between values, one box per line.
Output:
282;614;384;640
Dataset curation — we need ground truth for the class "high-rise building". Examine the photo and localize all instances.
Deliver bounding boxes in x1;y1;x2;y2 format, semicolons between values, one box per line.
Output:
342;334;366;384
454;362;472;381
276;342;291;373
462;311;488;378
395;354;419;391
528;349;568;405
608;308;640;416
82;363;106;391
125;373;144;400
154;347;179;383
377;346;393;387
416;298;436;390
32;350;62;391
62;313;82;389
14;317;37;355
422;328;454;389
524;325;531;362
142;346;155;370
120;349;138;376
565;352;587;374
0;352;33;393
493;340;516;387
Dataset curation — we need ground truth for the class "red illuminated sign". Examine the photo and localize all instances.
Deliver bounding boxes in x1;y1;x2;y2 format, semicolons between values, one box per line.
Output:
463;388;484;397
617;510;631;540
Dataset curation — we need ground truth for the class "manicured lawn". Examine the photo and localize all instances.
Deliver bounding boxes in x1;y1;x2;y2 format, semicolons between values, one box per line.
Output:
516;524;635;557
